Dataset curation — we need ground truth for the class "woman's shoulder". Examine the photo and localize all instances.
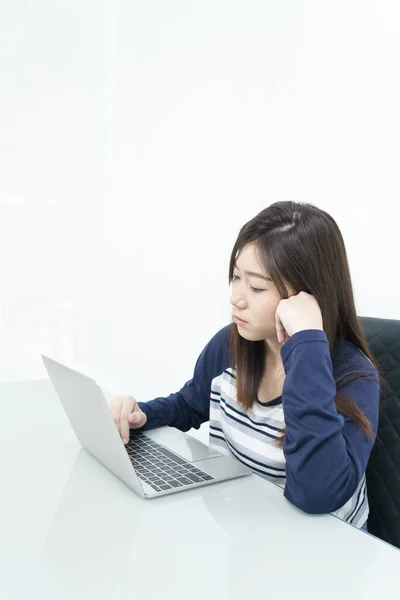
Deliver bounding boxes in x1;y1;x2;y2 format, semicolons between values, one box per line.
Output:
196;324;231;372
332;338;378;380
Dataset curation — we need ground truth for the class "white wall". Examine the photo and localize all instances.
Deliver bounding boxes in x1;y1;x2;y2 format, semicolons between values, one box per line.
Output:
1;1;399;403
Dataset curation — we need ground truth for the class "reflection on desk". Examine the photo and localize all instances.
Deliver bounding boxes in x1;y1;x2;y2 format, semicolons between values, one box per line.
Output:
0;379;399;600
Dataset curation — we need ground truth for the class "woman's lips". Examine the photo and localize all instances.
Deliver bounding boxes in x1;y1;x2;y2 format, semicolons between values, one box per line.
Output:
233;315;248;325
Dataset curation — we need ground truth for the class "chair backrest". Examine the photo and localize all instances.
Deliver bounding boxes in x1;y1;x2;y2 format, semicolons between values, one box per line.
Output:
360;316;400;548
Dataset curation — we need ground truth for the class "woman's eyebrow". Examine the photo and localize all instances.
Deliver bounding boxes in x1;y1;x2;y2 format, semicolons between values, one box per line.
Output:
233;262;272;281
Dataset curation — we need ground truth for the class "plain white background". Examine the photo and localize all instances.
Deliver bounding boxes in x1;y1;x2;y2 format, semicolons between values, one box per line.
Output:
1;1;399;406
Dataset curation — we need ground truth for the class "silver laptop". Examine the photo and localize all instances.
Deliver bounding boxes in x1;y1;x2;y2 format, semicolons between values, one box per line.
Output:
41;354;251;498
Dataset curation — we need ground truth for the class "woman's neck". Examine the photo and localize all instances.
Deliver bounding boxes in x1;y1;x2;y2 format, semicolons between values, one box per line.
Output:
264;337;284;367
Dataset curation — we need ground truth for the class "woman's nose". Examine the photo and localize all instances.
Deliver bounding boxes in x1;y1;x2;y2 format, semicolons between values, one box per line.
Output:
230;291;247;308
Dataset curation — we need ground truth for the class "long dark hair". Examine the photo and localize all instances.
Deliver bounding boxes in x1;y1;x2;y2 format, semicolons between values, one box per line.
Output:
228;201;384;447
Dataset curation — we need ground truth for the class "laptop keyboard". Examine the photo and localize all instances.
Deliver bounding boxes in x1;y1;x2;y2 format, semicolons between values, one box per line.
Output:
126;433;214;492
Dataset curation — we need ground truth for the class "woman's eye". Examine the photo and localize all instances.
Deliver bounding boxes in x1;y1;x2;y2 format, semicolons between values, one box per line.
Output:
232;275;265;293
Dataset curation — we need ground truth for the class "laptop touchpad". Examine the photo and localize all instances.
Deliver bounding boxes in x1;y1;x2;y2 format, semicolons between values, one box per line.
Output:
144;428;220;462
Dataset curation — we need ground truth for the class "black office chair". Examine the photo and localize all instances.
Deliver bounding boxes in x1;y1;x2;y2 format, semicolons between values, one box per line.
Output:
360;316;400;548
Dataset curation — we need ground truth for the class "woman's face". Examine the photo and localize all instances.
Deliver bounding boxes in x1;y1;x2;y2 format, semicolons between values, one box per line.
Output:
230;242;294;343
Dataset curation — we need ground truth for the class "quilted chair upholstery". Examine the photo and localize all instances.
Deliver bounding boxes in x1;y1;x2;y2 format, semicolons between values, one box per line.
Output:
360;316;400;548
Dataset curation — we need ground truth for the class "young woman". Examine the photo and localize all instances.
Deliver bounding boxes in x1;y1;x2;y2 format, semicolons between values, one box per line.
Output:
108;201;381;530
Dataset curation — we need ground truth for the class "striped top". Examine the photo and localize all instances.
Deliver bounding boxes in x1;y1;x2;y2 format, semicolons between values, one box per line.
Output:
139;325;379;528
209;366;368;528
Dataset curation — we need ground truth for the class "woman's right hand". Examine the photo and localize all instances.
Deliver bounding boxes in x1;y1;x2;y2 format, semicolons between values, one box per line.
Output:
108;395;147;444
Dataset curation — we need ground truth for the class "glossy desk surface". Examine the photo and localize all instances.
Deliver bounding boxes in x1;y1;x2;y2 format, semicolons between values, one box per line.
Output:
0;380;399;599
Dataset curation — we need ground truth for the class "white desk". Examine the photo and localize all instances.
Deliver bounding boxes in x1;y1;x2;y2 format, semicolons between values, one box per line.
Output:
0;380;399;600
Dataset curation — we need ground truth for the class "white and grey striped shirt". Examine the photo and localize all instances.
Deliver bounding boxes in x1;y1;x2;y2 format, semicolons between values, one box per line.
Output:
209;366;369;529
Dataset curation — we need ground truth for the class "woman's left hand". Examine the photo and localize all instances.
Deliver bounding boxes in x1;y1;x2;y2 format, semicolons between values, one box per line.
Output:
275;291;324;344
